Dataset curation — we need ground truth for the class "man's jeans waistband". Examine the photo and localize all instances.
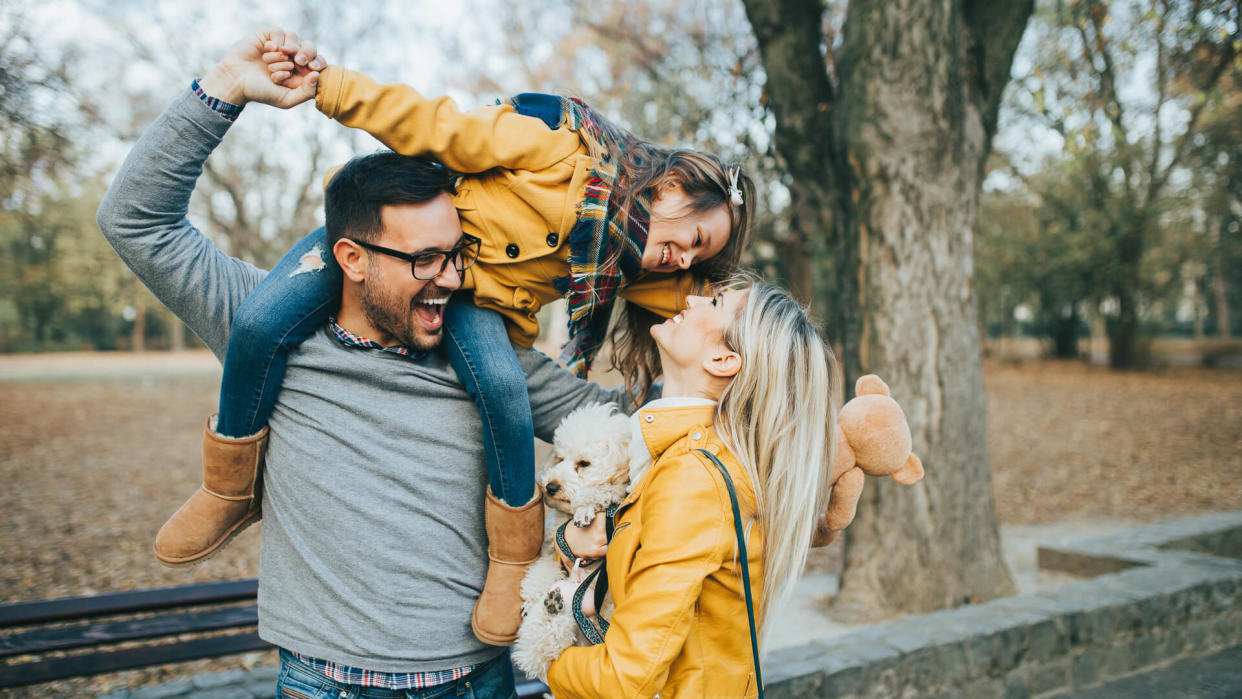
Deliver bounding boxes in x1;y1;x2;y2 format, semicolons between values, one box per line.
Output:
277;648;516;699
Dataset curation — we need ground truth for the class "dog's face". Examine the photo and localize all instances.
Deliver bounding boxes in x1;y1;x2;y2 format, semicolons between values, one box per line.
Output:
539;403;632;514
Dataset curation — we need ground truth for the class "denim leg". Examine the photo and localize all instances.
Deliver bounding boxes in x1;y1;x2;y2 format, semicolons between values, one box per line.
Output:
216;227;340;438
443;296;536;506
453;651;518;699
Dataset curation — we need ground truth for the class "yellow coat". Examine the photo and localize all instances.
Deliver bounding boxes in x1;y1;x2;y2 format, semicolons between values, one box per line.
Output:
315;66;696;348
547;404;764;699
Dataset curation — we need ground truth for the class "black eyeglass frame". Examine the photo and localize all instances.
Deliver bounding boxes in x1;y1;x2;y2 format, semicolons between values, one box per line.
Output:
351;234;482;280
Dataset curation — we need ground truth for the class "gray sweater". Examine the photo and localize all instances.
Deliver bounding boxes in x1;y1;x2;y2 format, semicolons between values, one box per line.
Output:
97;89;625;672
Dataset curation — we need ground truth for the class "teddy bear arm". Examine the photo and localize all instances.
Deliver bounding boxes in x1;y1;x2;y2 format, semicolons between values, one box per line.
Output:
829;427;857;485
811;516;839;547
825;466;865;530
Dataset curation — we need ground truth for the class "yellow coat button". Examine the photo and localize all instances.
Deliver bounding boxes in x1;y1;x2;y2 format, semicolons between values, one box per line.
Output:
546;232;559;246
506;243;520;258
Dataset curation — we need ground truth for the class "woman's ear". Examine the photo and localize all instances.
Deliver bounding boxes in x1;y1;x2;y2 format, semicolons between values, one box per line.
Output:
334;239;368;283
703;349;741;379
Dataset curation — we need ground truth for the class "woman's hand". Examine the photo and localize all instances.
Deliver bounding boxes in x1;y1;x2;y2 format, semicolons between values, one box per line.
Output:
558;511;608;568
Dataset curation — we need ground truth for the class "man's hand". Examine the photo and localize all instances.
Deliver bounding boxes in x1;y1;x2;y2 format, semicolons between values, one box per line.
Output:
557;512;608;569
198;29;324;109
261;33;328;89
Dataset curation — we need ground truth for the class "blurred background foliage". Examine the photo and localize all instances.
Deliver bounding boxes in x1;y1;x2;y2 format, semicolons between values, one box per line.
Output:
0;0;1239;366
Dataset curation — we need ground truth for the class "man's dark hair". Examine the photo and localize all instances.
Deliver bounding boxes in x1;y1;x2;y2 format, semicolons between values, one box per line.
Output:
324;151;456;246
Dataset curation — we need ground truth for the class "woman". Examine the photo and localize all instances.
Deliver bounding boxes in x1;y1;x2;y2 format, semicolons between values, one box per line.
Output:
546;276;840;698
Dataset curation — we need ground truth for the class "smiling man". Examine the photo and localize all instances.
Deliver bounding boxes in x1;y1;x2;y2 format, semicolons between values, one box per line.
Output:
323;153;471;351
96;32;628;699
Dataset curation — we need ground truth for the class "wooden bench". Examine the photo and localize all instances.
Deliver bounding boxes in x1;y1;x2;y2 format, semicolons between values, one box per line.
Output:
0;580;548;696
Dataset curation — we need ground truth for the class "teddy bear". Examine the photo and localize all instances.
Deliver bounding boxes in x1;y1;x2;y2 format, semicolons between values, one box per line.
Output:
813;374;925;546
512;402;631;681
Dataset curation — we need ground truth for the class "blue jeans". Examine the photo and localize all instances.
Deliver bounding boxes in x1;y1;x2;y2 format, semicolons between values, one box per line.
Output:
275;648;517;699
217;227;536;506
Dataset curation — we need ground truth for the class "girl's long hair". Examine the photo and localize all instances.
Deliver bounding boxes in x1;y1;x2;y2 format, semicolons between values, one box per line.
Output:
582;110;755;401
714;275;840;642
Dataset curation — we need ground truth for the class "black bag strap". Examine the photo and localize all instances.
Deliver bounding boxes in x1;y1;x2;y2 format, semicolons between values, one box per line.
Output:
695;448;764;699
557;503;619;645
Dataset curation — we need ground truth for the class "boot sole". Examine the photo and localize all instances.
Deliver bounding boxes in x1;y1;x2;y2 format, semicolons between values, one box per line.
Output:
471;613;518;647
153;510;263;568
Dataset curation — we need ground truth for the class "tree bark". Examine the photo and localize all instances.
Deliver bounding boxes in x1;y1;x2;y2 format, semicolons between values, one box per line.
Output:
743;0;1029;618
167;307;185;351
131;299;146;353
1213;219;1230;339
1052;309;1080;359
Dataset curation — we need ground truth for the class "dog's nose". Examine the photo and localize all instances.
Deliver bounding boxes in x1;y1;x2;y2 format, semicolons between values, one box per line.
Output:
545;482;561;496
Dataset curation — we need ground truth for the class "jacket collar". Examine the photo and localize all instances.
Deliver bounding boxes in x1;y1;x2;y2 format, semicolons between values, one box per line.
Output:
635;403;718;462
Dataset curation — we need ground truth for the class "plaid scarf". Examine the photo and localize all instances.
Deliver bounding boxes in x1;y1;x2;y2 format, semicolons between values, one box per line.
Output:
501;94;651;376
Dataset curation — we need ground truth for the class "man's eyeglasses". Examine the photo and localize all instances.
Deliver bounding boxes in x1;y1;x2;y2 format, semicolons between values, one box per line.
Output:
352;235;481;280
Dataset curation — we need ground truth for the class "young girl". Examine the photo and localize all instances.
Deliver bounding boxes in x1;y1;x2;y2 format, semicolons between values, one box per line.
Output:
153;39;755;645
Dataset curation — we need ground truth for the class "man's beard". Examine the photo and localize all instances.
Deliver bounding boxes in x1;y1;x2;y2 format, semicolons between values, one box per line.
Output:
360;278;443;352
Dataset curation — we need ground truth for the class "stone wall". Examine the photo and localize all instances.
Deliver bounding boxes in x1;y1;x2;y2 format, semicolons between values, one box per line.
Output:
764;511;1242;698
100;512;1242;698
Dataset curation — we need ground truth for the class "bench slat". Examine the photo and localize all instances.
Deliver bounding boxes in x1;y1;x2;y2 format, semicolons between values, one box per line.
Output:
0;579;258;627
0;630;271;688
517;678;551;698
0;604;258;658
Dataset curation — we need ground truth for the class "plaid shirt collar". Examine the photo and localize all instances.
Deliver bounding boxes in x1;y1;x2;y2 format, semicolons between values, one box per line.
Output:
328;317;425;359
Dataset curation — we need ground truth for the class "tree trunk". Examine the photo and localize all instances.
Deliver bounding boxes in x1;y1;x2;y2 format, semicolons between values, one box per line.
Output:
743;0;1028;618
166;307;185;351
1213;220;1230;339
131;300;146;353
1107;221;1145;369
1108;286;1139;370
1052;308;1080;359
1192;279;1205;342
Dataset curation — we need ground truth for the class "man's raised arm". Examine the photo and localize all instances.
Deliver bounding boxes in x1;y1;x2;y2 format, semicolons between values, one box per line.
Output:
95;31;322;359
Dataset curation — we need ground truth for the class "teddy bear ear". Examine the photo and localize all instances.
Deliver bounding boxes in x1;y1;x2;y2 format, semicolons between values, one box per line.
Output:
891;453;924;485
855;374;891;397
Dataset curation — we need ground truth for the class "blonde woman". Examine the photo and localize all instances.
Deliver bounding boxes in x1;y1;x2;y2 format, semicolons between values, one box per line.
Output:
547;276;839;698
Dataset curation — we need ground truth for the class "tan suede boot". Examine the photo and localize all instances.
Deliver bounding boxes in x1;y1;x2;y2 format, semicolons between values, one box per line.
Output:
471;487;544;645
153;417;266;567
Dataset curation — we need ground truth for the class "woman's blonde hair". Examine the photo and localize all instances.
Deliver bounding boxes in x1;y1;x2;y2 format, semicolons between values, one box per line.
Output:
714;274;840;643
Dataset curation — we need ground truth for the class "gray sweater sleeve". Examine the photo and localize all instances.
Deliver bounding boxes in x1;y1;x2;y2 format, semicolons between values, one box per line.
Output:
96;89;267;360
518;348;639;442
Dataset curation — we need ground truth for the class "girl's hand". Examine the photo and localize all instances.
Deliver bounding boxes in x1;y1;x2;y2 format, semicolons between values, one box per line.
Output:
199;30;319;109
260;30;327;87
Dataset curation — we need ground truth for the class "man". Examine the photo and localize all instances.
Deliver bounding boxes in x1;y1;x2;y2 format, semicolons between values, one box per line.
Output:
97;31;615;698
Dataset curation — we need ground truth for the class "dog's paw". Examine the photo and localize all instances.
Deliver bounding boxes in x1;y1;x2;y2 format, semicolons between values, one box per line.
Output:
572;508;595;528
545;588;564;615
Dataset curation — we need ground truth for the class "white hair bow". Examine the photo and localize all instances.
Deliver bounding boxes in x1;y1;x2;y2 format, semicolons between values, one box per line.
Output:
727;166;744;207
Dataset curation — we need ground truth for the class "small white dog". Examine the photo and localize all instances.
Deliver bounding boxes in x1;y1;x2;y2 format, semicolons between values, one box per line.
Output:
512;402;632;681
